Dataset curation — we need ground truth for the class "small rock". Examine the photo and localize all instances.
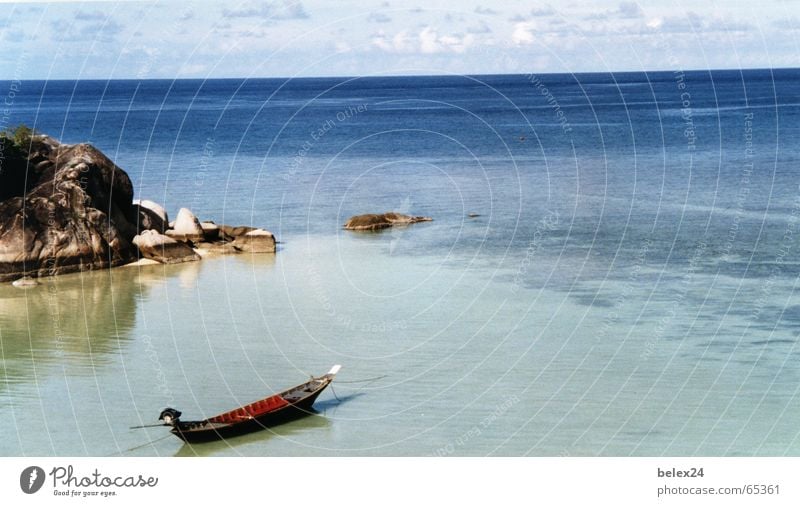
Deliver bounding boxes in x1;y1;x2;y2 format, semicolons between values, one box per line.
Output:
343;212;433;231
12;276;39;288
168;208;205;242
200;222;220;242
232;229;276;253
133;230;201;264
122;258;161;267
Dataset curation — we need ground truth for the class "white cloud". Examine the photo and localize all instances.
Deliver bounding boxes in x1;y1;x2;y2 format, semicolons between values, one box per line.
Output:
50;17;124;43
648;11;752;34
334;41;351;53
616;2;643;19
372;30;413;52
532;6;556;17
474;6;498;16
512;21;536;45
646;18;663;29
368;12;392;23
372;27;474;54
466;20;492;34
772;18;799;30
74;10;107;21
585;2;643;21
223;1;309;20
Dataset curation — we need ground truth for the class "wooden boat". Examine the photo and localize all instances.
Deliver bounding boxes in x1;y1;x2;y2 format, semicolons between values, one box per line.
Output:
158;365;341;443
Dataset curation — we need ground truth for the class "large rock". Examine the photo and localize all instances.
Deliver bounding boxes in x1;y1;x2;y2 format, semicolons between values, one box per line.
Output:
166;208;204;243
133;230;200;264
133;199;168;233
343;212;433;231
134;204;167;234
232;229;276;253
133;199;168;223
0;137;139;282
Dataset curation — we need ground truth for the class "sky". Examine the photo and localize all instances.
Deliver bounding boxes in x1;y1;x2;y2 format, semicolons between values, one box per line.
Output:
0;0;798;79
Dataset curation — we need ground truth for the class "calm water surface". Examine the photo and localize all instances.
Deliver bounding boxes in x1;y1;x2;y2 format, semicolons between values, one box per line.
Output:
1;70;800;455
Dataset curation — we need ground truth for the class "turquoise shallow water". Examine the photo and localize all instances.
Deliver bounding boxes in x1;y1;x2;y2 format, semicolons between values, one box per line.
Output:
1;232;799;456
2;71;800;455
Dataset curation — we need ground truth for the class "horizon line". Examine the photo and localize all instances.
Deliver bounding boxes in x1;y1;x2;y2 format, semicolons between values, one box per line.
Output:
3;65;799;82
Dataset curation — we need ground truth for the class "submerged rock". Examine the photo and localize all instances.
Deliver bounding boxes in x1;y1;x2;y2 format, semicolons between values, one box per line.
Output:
343;212;433;231
12;276;39;288
193;241;239;257
133;230;201;264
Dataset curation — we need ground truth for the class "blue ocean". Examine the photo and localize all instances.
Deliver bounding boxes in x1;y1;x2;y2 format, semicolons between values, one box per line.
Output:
1;69;800;456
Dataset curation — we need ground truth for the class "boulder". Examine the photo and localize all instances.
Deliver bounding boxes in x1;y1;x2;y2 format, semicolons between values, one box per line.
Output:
0;138;139;282
134;204;167;233
133;199;169;233
219;224;257;241
133;199;169;224
133;230;200;264
166;208;204;243
232;229;276;253
343;212;433;231
200;222;220;242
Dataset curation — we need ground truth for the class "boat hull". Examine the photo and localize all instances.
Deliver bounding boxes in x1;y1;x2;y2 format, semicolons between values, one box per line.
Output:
171;381;330;444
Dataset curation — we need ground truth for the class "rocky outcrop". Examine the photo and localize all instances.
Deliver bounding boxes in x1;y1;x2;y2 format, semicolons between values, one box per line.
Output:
343;212;433;231
0;133;278;283
133;230;200;264
231;229;276;253
0;136;140;282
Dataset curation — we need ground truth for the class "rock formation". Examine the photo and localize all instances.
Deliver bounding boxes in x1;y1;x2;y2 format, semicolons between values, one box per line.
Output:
231;229;277;253
0;132;278;283
343;212;433;231
166;208;205;243
132;230;201;264
0;136;140;282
